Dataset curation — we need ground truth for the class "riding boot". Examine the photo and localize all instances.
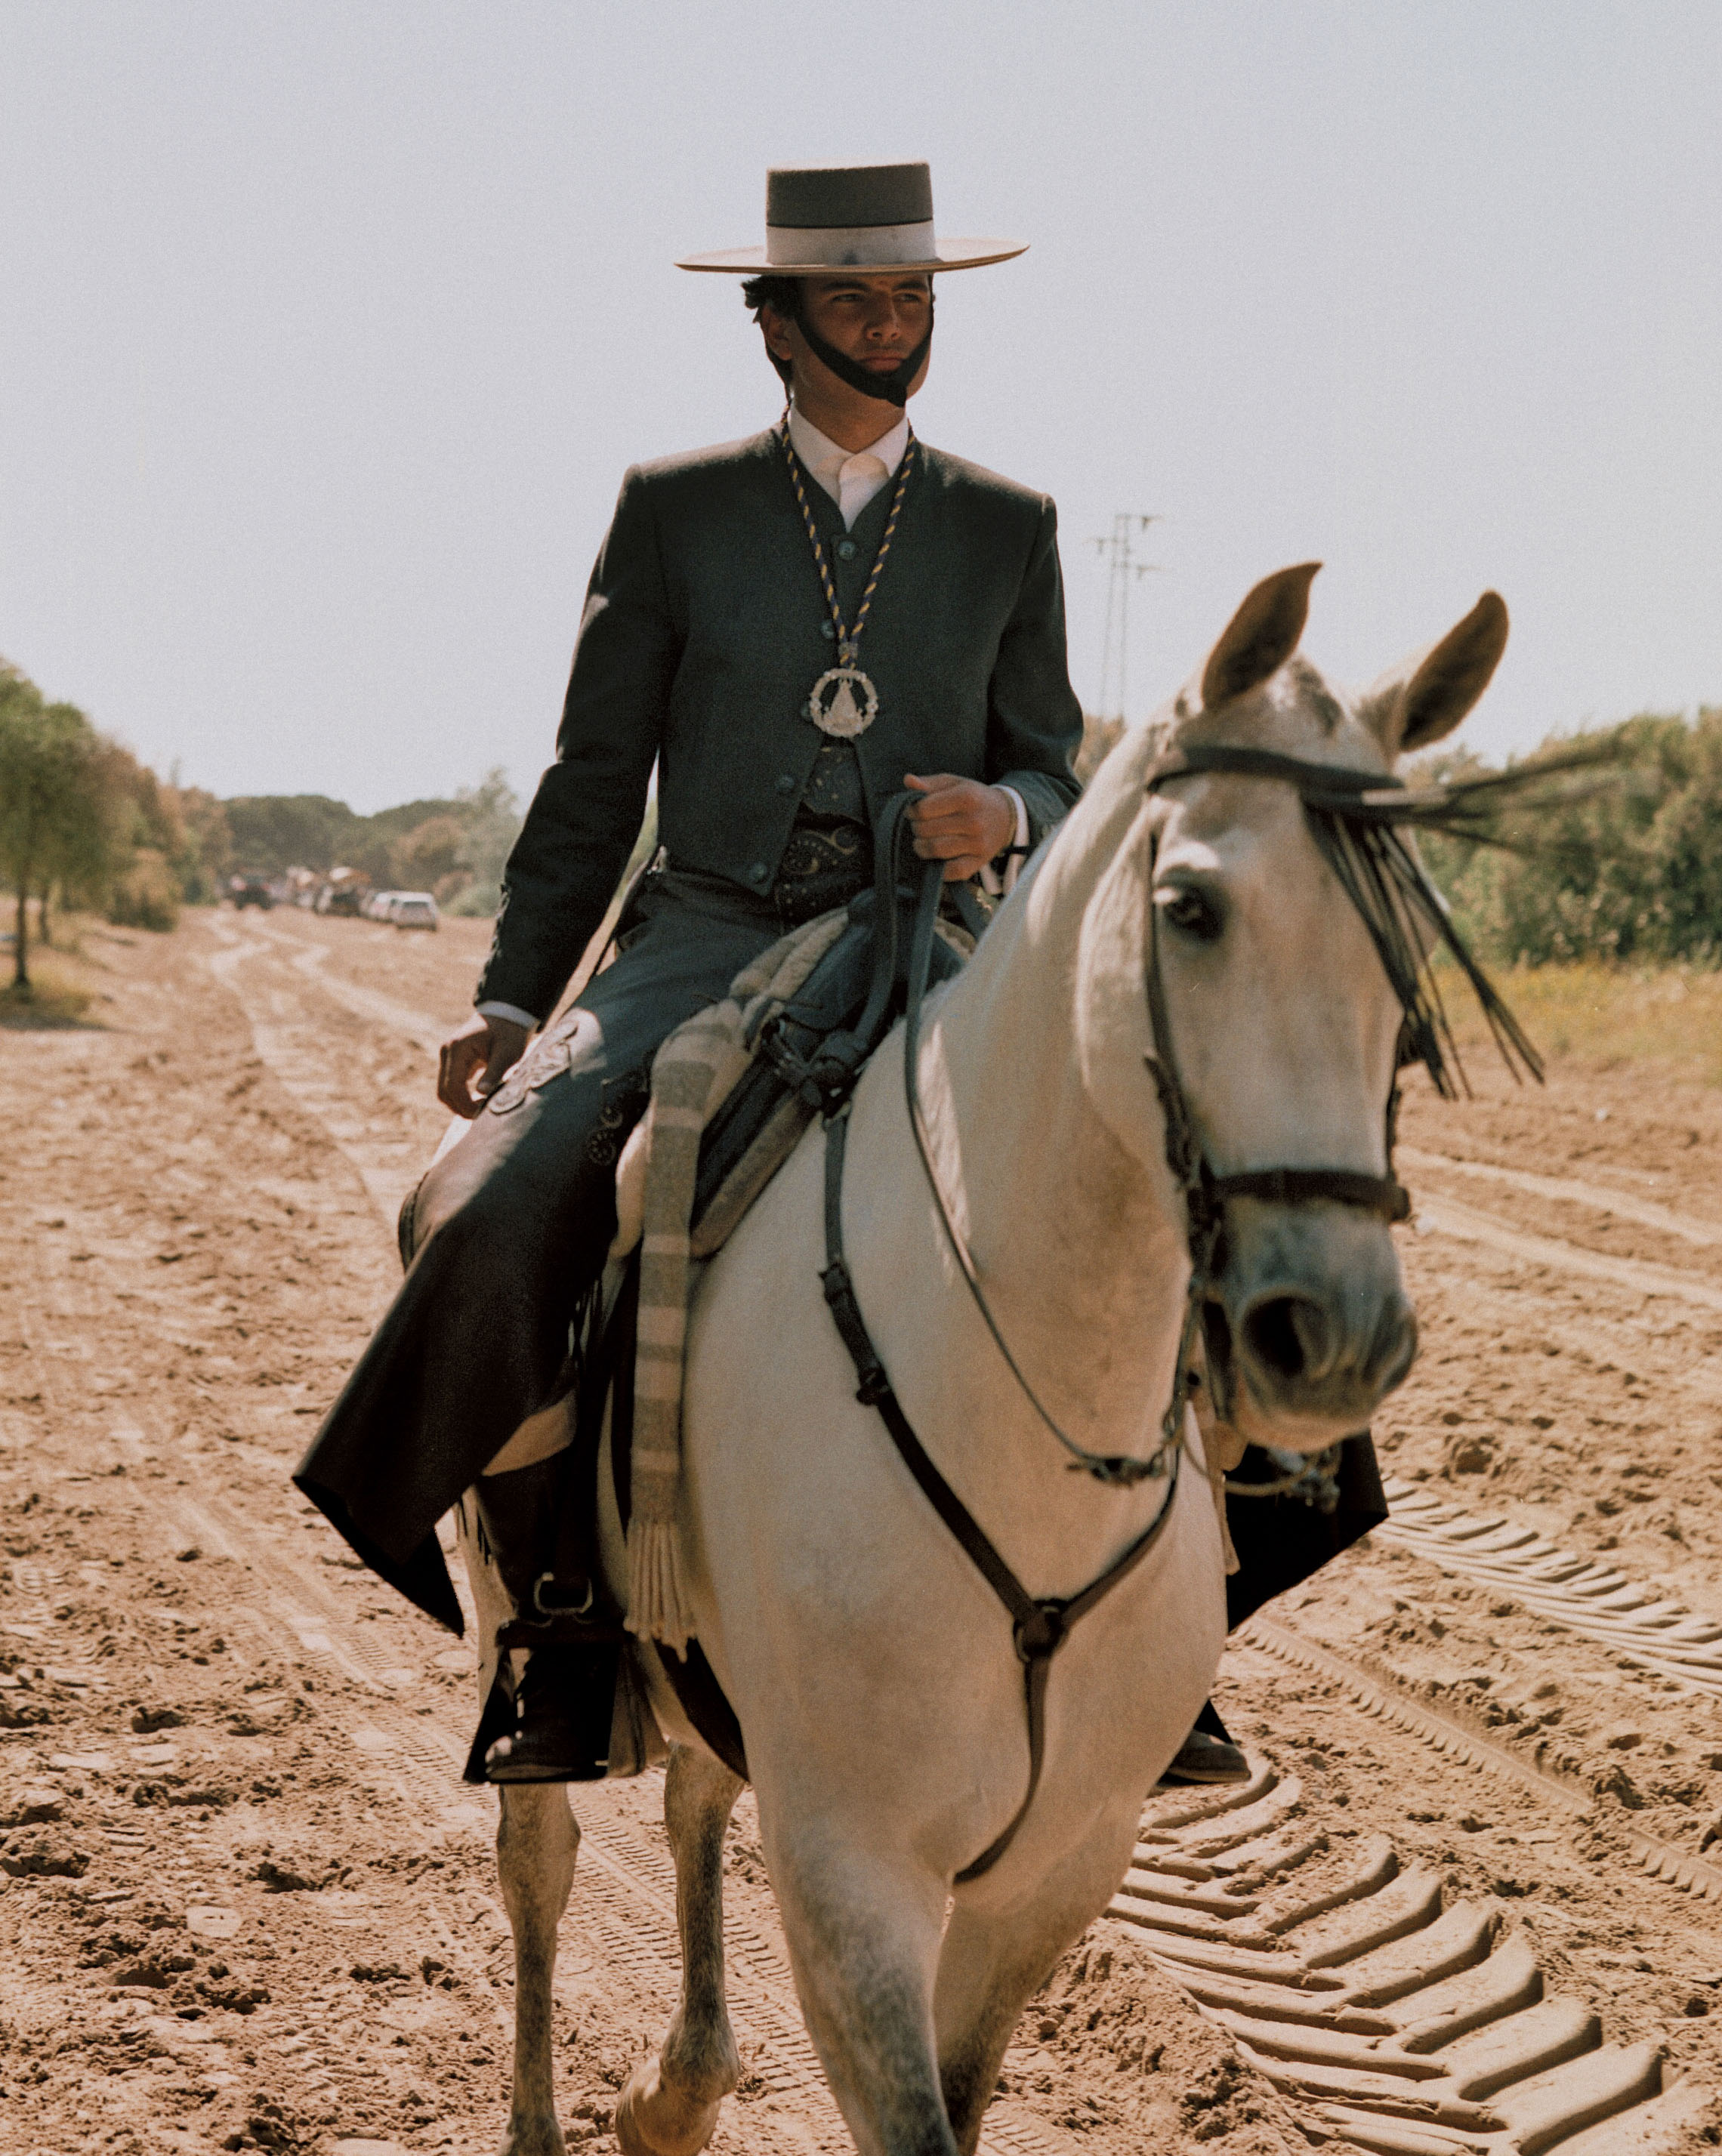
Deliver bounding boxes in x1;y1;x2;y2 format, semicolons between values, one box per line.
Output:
474;1454;616;1784
474;1452;570;1612
1159;1705;1251;1787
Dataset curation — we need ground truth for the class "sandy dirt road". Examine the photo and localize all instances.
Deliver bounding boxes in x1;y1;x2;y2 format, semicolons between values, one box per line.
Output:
1;907;1718;2156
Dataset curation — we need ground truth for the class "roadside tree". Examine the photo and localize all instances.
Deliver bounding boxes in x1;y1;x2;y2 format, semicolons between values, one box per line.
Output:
448;767;524;916
0;678;102;989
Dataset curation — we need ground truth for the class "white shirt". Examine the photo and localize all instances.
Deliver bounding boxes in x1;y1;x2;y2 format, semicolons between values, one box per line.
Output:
785;401;909;530
478;406;1026;1031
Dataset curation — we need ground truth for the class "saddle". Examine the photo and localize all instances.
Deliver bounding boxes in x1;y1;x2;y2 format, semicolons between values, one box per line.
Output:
463;805;982;1784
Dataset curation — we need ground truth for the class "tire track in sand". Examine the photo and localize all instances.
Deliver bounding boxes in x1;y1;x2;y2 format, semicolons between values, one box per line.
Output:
1377;1480;1722;1706
1396;1148;1722;1254
1106;1735;1705;2154
1410;1197;1722;1315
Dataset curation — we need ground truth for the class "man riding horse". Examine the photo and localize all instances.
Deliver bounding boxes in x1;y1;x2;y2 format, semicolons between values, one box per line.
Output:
297;162;1093;1778
295;159;1381;1787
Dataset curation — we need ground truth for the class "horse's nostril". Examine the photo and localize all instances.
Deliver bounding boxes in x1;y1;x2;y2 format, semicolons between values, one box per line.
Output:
1200;1298;1233;1379
1242;1296;1331;1383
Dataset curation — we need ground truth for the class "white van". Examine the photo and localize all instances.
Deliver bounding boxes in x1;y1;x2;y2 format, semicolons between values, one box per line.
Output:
389;893;440;932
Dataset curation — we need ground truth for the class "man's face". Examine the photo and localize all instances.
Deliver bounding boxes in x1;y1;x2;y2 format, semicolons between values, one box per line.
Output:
764;273;933;396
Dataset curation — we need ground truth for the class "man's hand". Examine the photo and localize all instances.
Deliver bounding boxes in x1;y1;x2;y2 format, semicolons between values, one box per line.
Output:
439;1010;531;1119
903;773;1017;882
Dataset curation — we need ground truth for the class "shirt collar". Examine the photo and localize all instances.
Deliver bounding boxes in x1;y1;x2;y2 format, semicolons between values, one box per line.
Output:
787;401;909;486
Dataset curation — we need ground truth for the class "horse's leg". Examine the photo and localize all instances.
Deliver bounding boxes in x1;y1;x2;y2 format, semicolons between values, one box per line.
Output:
935;1871;1112;2156
614;1744;745;2156
934;1914;1064;2155
496;1782;580;2156
767;1801;1134;2156
767;1830;958;2156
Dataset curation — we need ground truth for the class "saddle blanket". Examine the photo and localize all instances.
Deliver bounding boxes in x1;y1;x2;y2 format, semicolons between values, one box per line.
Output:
609;907;852;1650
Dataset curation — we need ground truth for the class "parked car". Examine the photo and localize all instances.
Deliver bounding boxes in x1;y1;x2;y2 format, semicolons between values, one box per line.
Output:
230;873;273;911
363;890;401;921
388;892;440;932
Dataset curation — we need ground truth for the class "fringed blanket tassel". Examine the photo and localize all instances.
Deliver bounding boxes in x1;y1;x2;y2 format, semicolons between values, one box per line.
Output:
618;909;851;1652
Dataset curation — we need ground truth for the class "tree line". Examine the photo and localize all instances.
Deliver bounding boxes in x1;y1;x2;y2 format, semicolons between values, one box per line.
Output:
0;652;523;996
0;655;228;991
8;662;1717;993
1417;709;1722;967
221;770;523;916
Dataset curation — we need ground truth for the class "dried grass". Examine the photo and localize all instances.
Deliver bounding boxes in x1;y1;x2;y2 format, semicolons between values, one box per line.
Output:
1444;957;1722;1083
0;921;99;1028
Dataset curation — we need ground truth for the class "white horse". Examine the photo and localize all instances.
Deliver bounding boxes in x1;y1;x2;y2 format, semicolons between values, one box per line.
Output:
476;562;1511;2156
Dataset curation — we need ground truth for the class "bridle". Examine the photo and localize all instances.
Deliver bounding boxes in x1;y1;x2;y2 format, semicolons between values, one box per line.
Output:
836;745;1552;1493
896;751;1440;1493
1141;745;1418;1468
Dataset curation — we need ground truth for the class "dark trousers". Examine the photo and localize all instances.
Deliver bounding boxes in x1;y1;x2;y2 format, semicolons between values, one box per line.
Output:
1221;1435;1387;1633
294;872;784;1628
1197;1433;1387;1747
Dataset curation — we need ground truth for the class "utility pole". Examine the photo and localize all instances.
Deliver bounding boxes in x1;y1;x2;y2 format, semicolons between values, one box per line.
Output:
1088;514;1160;721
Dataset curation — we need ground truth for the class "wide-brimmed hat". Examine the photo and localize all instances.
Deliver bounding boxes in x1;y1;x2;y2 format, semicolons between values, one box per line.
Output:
677;162;1026;277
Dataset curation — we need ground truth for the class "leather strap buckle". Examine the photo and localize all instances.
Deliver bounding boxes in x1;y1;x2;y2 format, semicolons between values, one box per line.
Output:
531;1571;595;1621
819;1258;891;1406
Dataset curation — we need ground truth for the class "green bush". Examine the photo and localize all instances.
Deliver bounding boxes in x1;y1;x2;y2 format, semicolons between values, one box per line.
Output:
107;849;180;932
1416;711;1721;967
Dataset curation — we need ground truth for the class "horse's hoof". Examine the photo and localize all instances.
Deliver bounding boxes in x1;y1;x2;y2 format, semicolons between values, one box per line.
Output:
498;2113;566;2156
613;2056;724;2156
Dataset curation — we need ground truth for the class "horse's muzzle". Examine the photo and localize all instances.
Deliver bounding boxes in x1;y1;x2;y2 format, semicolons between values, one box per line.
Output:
1205;1199;1418;1448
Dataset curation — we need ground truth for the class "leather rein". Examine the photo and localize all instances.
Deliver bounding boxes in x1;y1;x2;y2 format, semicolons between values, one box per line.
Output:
817;762;1422;1880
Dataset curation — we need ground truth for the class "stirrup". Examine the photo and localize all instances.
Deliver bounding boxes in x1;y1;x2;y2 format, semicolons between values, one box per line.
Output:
483;1639;624;1784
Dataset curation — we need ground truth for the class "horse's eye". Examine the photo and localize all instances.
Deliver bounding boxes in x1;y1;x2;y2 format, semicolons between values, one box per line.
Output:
1159;887;1224;942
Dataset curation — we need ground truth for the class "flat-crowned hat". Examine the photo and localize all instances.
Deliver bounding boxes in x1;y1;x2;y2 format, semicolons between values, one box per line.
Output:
677;162;1026;276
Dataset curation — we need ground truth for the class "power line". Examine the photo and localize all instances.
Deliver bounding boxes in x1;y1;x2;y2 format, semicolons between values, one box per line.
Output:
1087;514;1161;721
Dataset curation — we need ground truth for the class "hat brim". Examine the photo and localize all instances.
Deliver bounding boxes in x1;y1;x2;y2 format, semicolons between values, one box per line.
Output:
676;236;1027;275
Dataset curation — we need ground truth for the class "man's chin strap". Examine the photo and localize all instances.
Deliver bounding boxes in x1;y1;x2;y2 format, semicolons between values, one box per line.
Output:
795;302;934;409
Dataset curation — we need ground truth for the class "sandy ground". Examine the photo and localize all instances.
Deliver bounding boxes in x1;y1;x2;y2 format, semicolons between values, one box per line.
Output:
1;906;1717;2156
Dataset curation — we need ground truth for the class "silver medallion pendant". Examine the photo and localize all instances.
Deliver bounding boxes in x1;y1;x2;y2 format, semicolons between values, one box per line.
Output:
806;665;879;741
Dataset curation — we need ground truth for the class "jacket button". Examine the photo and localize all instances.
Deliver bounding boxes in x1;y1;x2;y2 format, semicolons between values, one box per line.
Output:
835;538;858;561
748;862;768;884
776;773;796;795
820;619;836;639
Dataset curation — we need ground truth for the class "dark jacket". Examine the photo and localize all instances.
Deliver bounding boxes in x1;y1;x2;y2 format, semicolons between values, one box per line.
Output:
475;429;1085;1021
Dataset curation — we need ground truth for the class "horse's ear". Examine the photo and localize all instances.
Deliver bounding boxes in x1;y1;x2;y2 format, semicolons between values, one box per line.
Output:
1200;563;1321;712
1361;592;1509;758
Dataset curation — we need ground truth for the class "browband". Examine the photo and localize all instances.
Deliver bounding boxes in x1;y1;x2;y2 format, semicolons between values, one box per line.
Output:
1147;744;1406;807
1143;729;1555;1098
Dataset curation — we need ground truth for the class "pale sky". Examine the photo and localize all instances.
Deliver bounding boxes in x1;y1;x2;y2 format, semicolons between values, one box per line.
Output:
3;2;1718;812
